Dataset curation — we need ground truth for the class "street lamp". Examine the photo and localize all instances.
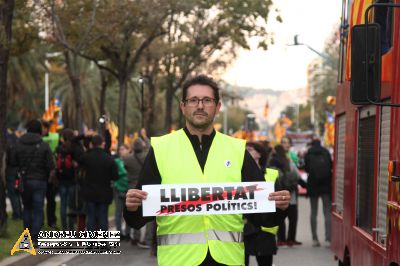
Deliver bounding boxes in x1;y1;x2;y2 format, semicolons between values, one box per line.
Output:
138;77;145;128
290;35;336;66
288;35;336;135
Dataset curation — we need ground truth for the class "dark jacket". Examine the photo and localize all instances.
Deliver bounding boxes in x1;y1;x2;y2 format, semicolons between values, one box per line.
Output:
123;152;146;189
79;147;118;204
13;132;55;181
55;142;84;186
304;143;332;196
6;132;18;178
244;220;277;256
270;154;302;193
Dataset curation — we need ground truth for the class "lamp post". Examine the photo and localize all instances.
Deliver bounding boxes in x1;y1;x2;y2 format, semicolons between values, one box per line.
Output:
138;77;145;128
288;35;336;135
290;35;336;66
45;63;49;111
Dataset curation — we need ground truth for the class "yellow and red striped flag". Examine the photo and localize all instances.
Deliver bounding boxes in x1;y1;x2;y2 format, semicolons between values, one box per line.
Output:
345;0;373;80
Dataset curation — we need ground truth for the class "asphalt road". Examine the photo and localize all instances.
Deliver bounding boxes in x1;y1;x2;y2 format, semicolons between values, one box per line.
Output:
25;196;336;266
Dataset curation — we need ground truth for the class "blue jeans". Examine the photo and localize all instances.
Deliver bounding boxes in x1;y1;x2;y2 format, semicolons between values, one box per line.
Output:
114;189;126;234
59;184;75;230
21;179;47;242
6;175;22;219
86;201;108;231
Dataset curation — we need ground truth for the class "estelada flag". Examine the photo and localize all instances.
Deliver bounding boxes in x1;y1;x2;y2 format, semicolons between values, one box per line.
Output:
263;100;269;118
345;0;373;81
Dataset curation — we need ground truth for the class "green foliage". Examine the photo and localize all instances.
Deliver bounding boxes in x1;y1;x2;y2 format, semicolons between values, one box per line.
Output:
7;48;46;127
311;28;339;133
7;0;281;137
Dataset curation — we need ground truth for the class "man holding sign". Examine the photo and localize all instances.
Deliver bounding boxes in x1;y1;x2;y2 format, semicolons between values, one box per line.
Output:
124;75;290;266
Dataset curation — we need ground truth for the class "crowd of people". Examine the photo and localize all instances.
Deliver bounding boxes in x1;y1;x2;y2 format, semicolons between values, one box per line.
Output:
3;75;333;266
240;135;332;265
4;119;153;250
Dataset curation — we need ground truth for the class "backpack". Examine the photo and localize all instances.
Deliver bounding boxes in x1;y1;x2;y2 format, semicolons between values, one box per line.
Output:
56;153;73;174
308;152;331;181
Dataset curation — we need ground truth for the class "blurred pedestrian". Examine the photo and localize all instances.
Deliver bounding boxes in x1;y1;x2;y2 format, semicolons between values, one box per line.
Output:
138;128;150;153
5;128;22;220
13;119;55;246
55;128;82;230
123;139;151;248
79;135;118;231
114;144;129;239
270;144;302;247
244;141;282;266
42;121;59;229
304;139;332;247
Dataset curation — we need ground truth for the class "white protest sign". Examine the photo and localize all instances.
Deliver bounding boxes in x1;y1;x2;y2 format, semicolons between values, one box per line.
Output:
142;182;275;217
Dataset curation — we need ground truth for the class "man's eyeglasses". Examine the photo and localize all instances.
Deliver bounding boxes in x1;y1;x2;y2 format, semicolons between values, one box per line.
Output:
183;97;216;107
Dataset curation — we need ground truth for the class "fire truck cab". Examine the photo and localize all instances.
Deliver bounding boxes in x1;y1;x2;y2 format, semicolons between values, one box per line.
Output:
332;1;400;265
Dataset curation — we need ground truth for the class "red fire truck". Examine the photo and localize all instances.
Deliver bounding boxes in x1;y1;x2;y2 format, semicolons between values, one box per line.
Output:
332;1;400;265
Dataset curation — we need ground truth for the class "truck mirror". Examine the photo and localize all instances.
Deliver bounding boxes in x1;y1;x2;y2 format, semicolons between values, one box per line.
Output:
350;23;381;105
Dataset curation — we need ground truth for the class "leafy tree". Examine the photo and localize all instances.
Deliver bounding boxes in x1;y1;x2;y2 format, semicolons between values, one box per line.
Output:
34;0;99;131
215;106;253;133
5;2;48;128
7;49;45;126
159;0;277;131
310;28;339;134
82;0;172;146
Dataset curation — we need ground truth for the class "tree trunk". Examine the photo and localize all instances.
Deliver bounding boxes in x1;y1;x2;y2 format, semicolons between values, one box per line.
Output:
117;76;128;148
164;85;174;131
146;77;156;135
99;68;108;116
0;0;15;235
64;52;83;132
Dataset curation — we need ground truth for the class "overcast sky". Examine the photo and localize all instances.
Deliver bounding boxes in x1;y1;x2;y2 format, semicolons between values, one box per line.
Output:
222;0;342;91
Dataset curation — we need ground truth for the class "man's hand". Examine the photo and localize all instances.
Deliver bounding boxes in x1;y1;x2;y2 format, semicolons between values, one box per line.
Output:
268;190;290;210
126;189;148;212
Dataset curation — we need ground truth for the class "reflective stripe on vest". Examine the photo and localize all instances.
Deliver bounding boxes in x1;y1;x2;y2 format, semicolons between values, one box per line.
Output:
158;230;243;245
261;168;279;235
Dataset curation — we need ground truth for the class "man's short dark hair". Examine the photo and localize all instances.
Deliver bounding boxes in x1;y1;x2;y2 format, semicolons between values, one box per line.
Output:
182;75;220;103
311;138;321;146
91;135;104;148
26;119;42;135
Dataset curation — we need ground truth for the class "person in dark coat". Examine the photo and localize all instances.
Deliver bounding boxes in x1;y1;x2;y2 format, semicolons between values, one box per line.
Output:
304;139;332;247
270;144;303;247
79;135;118;231
13;119;55;246
42;121;58;229
244;141;283;266
5;129;21;220
55;128;84;230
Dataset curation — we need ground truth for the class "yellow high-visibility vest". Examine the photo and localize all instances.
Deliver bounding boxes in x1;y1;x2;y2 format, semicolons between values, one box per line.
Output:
260;168;279;235
152;129;246;266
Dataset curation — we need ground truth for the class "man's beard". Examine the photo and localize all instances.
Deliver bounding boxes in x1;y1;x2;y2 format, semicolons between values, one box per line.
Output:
187;111;214;129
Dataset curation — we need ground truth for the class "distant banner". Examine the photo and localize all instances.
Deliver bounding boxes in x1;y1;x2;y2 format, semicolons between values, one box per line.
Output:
142;182;275;217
